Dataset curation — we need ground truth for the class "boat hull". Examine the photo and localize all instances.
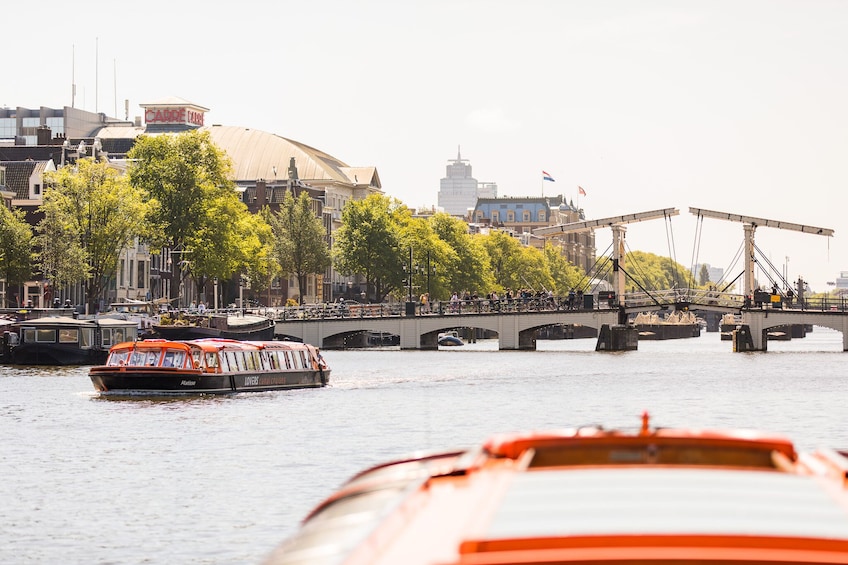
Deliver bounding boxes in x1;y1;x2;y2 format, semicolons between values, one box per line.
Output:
635;323;700;340
10;343;107;366
89;367;329;394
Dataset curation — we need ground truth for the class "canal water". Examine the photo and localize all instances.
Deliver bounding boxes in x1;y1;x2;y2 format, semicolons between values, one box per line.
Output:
2;329;846;564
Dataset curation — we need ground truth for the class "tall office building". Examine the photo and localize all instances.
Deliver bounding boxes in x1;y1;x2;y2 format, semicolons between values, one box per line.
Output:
437;148;496;217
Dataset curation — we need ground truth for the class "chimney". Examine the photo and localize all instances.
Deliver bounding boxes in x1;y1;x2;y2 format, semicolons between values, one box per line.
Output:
256;179;267;206
37;125;51;145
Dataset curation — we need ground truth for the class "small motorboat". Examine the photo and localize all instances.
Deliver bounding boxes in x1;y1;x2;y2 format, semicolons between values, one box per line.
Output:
265;413;848;565
438;330;464;346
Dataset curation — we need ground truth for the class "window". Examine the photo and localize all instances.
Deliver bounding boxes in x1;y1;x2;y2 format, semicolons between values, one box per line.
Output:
507;211;515;222
108;351;129;366
523;211;531;222
58;328;79;343
538;210;546;221
137;261;145;289
129;350;147;366
23;329;56;343
204;352;218;369
129;260;135;289
492;211;499;222
34;184;41;196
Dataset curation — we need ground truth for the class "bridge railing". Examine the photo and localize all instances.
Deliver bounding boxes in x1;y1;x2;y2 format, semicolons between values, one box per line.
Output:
270;296;618;321
623;288;745;310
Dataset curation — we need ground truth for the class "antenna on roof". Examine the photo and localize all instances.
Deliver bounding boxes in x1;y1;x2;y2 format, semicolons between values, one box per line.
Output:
71;44;76;108
95;37;99;113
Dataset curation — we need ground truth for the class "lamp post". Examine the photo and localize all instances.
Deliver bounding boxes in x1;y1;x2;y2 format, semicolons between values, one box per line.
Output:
213;278;219;311
407;246;413;303
404;246;416;316
426;250;435;297
239;275;245;316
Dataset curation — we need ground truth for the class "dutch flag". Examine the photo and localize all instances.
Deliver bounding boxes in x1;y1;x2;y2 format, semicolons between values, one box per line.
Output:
542;170;555;182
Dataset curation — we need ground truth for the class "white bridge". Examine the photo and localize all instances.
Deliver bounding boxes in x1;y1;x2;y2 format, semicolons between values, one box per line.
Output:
274;309;619;350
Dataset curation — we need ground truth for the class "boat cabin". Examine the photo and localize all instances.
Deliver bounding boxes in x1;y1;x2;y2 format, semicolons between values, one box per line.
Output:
104;338;324;374
16;317;137;350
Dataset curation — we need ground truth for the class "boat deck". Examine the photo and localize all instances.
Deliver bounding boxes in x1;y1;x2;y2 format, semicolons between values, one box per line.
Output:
265;417;848;565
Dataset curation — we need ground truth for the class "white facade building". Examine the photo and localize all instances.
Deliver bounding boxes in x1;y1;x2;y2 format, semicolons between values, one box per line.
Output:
437;148;497;217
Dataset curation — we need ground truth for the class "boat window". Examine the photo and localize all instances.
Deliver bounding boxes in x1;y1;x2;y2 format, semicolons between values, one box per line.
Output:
205;352;219;369
128;350;147;366
246;351;257;370
58;328;79;344
107;351;129;366
281;351;292;369
80;328;93;348
266;352;276;370
162;351;177;367
240;352;249;370
171;351;186;367
145;350;160;366
101;328;112;347
299;351;309;369
22;328;56;343
113;328;126;344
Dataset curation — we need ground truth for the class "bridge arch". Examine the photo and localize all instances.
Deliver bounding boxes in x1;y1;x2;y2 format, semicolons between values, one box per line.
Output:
274;310;619;350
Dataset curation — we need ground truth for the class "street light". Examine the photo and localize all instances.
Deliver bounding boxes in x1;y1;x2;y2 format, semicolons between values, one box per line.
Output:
426;250;436;297
239;275;245;315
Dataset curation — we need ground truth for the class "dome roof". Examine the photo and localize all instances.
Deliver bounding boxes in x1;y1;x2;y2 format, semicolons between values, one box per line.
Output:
203;125;380;188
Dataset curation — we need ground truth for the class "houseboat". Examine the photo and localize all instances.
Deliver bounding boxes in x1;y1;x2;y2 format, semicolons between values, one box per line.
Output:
633;310;701;339
89;338;329;394
2;316;138;365
265;413;848;565
152;312;274;341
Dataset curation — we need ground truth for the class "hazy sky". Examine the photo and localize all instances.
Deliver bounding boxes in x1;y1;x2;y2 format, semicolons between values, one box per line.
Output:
6;0;847;292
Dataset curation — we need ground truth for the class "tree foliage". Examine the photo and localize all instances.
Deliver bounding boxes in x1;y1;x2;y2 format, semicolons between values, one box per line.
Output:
0;206;34;306
269;190;331;304
333;194;407;302
429;213;492;298
544;244;585;294
618;250;695;291
128;130;269;300
39;158;149;312
698;264;710;286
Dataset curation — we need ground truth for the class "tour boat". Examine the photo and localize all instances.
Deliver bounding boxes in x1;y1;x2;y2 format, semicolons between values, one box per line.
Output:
89;338;329;394
265;413;848;565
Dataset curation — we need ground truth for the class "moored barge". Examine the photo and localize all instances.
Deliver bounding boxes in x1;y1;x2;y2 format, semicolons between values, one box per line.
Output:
89;338;329;394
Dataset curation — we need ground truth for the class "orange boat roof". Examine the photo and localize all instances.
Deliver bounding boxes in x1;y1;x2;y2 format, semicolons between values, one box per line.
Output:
264;415;848;565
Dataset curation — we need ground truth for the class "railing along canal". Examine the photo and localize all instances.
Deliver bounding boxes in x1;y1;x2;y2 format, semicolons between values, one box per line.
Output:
260;292;848;323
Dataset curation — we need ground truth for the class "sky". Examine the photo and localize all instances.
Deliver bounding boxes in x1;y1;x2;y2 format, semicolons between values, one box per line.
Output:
6;0;848;292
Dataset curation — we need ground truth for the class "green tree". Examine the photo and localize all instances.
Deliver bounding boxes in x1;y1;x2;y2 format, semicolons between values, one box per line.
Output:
269;190;331;304
128;130;264;302
479;230;528;292
39;158;150;313
618;250;695;291
698;264;710;286
544;244;585;295
429;213;493;298
0;206;34;307
333;194;407;302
